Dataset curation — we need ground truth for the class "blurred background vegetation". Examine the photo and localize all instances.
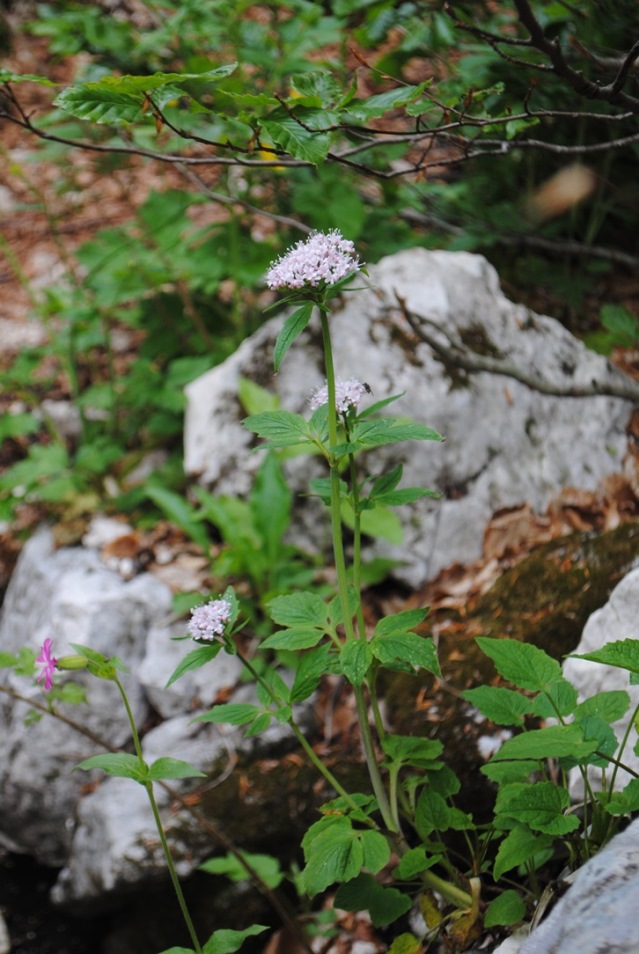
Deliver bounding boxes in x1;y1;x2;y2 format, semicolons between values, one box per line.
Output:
0;0;638;535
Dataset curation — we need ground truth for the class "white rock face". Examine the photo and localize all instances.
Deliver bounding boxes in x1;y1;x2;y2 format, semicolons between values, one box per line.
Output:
563;566;639;789
519;817;639;954
185;249;632;585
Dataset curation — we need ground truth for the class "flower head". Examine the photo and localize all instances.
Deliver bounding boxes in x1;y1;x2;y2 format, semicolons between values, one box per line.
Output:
188;598;232;642
265;230;361;291
309;378;368;414
36;639;58;692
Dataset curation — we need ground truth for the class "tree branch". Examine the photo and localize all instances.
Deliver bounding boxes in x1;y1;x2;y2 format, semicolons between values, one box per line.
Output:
395;295;639;403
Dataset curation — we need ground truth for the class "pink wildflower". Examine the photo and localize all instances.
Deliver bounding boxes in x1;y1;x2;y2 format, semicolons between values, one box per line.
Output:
36;639;58;692
188;598;232;642
309;379;368;413
265;230;361;290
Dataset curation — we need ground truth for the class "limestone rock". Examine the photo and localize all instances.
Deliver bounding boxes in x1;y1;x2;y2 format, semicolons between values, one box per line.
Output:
563;566;639;789
519;818;639;954
184;249;632;586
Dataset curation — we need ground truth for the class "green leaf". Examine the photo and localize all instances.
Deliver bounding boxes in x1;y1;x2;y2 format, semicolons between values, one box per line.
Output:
203;925;268;954
54;65;237;124
601;778;639;816
382;735;444;767
569;638;639;676
371;632;441;677
0;69;57;86
267;591;328;629
301;817;363;896
360;829;391;874
395;847;441;880
415;789;473;838
237;378;279;416
200;851;283;889
147;757;206;781
476;637;562;691
195;703;263;726
291;643;338;703
531;678;578;718
345;418;443;451
0;652;18;668
334;873;411;927
273;303;314;372
158;947;195;954
462;686;533;726
375;487;441;505
574;690;630;724
484;890;526;928
262;107;334;164
495;782;579;835
261;628;326;650
489;724;598;762
340;639;373;686
374;609;428;636
243;410;312;448
166;644;222;689
145;485;210;554
481;760;540;785
493;825;553;880
75;753;146;782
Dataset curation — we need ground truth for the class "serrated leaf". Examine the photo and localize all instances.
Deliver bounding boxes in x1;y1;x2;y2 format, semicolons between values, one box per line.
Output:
395;847;441;880
340;639;373;686
0;69;57;86
261;628;325;650
273;302;314;371
372;633;440;677
243;410;312;448
262;107;334;164
75;753;146;782
376;487;441;505
493;825;553;879
291;643;338;703
374;609;428;636
415;789;473;838
489;724;598;762
147;757;206;781
570;638;639;676
462;686;533;726
360;830;391;873
166;644;222;688
484;890;526;927
347;419;443;450
574;690;630;723
382;735;444;767
531;677;578;718
370;464;404;497
495;782;579;835
601;777;639;815
301;817;363;896
203;925;268;954
195;703;262;726
334;873;411;927
481;760;540;785
267;591;328;629
477;637;562;691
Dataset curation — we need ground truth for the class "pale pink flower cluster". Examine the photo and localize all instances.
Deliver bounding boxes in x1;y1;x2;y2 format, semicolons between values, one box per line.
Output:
188;598;232;641
265;230;360;290
309;378;368;413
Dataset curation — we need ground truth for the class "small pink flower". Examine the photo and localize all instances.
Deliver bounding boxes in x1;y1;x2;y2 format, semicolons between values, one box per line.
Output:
309;378;368;413
265;230;361;291
188;598;232;642
36;639;58;692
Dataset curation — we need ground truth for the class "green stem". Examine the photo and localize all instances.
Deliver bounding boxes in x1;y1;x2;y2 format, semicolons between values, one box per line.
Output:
237;652;374;824
319;311;398;834
114;675;203;954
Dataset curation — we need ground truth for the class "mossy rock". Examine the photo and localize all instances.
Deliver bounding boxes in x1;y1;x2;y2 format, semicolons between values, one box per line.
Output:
383;520;639;812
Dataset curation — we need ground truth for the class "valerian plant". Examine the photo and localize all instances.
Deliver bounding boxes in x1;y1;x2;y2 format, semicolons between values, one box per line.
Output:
5;229;639;951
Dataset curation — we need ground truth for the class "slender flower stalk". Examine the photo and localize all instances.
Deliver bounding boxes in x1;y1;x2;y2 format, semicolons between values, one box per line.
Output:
114;673;203;954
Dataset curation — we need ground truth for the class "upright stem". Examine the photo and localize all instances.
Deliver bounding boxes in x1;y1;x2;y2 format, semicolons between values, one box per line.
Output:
114;675;203;954
318;310;399;838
